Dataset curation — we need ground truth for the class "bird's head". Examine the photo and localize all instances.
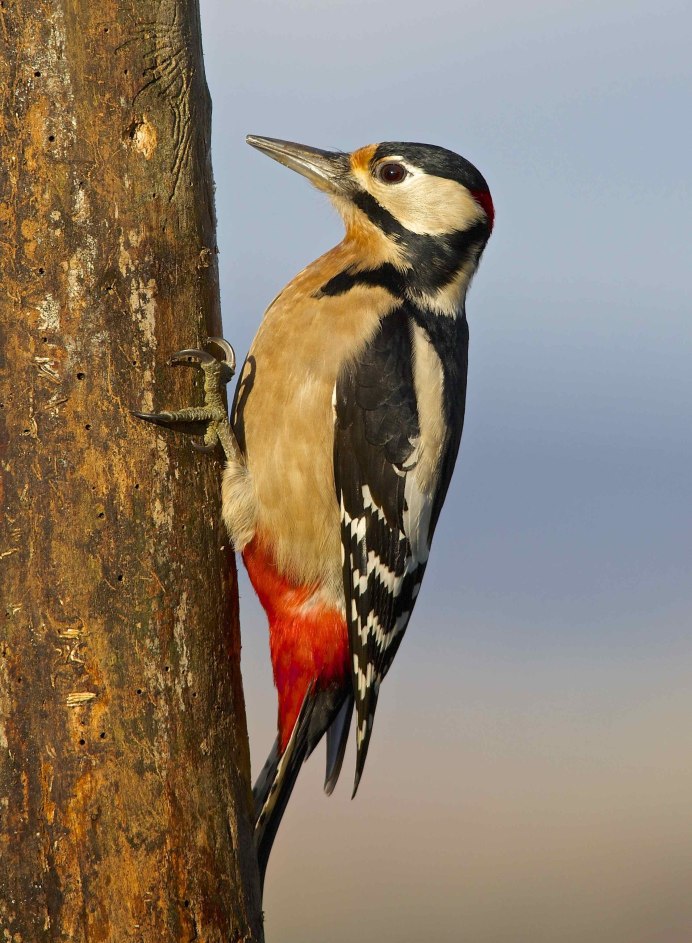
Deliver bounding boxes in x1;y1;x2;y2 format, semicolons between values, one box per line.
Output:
247;135;493;312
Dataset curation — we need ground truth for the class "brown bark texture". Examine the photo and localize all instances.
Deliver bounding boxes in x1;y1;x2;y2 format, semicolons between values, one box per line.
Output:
0;1;264;940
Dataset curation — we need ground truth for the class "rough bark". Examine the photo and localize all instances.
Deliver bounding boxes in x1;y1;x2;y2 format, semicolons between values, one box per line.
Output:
0;1;264;940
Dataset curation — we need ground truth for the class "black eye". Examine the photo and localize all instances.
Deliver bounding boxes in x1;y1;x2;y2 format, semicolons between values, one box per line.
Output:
376;162;408;184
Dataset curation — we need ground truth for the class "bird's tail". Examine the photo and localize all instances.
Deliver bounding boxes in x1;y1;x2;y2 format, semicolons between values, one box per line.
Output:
253;684;354;892
253;684;315;893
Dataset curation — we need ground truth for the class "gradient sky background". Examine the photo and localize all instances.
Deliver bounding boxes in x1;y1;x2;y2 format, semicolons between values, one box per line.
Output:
198;1;692;939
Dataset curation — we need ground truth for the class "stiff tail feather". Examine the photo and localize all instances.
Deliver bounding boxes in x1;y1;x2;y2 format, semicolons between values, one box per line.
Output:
253;685;354;891
253;684;315;892
324;694;353;795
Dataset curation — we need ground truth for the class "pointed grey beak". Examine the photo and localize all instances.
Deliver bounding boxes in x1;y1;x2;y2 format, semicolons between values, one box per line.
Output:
246;135;351;193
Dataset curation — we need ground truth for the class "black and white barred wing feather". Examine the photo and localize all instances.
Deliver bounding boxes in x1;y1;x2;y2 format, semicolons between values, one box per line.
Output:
334;310;442;794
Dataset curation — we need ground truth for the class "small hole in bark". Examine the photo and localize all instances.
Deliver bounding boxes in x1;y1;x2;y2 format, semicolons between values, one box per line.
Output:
124;68;129;75
97;512;105;519
79;738;86;745
117;574;123;582
42;337;48;343
38;267;45;274
134;483;140;490
48;134;55;142
164;665;170;672
136;688;142;695
77;372;85;380
34;70;41;77
85;423;91;430
103;26;109;33
184;900;190;908
192;692;198;699
99;731;106;739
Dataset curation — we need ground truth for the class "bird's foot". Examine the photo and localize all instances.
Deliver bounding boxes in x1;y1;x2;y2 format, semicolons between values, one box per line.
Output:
133;336;237;457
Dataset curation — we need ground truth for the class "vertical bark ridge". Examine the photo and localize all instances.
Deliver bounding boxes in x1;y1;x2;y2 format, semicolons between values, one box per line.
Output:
0;1;263;939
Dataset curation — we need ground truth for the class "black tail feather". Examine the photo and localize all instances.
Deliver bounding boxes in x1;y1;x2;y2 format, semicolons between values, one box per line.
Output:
324;694;354;795
252;681;356;892
253;685;315;893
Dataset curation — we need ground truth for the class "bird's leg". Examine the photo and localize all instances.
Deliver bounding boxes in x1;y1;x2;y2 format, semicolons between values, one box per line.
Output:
133;336;241;461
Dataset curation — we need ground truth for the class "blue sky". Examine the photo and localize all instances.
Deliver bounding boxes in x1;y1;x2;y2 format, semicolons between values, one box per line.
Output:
199;1;692;939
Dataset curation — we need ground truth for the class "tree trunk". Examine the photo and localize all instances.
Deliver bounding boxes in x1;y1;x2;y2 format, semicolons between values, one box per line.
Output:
0;1;263;940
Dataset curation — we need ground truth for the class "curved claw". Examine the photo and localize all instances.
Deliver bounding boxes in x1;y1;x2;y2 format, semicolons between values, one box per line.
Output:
134;338;236;456
131;409;175;427
190;438;219;453
205;336;236;374
167;348;217;368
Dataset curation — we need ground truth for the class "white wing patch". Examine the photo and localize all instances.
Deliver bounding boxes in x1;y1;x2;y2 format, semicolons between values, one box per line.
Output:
402;323;447;566
411;322;447;495
403;458;434;565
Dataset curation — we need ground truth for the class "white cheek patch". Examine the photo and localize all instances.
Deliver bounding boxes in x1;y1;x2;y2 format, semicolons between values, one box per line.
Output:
354;160;486;237
381;175;486;236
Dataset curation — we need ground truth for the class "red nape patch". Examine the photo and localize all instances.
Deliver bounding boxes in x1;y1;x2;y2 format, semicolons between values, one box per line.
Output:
470;189;495;231
243;538;349;751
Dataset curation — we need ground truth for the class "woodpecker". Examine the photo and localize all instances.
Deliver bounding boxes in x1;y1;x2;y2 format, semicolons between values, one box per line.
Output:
136;135;494;890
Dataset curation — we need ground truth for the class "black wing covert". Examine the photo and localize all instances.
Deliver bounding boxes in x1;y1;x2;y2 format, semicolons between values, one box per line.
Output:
334;309;430;795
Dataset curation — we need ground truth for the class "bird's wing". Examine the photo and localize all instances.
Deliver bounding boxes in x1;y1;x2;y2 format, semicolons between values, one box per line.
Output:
334;308;464;794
